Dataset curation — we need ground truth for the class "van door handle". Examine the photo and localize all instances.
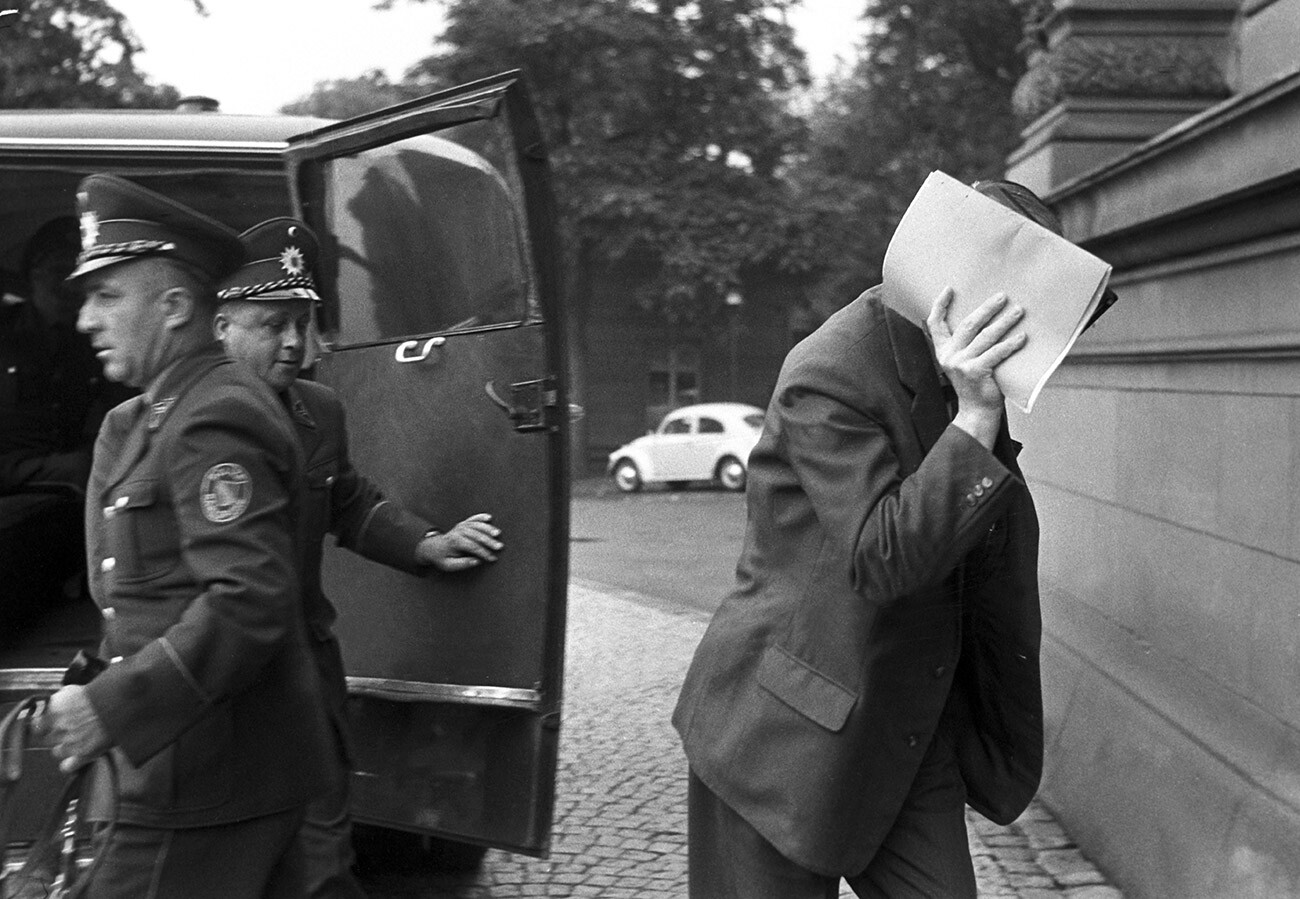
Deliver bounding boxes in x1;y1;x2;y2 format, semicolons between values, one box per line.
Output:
485;378;559;432
394;336;445;363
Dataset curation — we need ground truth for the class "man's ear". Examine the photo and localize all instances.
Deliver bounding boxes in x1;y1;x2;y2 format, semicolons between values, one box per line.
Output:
212;309;230;342
159;286;197;332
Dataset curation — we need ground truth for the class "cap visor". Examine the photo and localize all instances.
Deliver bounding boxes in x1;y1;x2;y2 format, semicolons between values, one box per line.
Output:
228;287;320;302
66;254;135;282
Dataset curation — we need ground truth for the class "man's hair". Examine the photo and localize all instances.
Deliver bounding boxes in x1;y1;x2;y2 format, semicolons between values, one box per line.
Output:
156;256;220;316
973;178;1119;330
971;180;1063;236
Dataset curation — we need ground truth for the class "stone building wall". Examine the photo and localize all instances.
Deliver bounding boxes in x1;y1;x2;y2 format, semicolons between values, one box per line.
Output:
1004;2;1300;896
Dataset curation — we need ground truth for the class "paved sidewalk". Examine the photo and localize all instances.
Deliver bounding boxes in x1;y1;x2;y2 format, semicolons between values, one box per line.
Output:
361;580;1124;897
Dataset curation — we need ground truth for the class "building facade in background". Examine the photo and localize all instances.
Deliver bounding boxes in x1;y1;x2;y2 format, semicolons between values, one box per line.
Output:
1005;1;1300;896
578;263;814;470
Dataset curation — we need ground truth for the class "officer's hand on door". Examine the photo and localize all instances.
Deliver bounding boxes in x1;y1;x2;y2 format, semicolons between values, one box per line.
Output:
415;512;503;572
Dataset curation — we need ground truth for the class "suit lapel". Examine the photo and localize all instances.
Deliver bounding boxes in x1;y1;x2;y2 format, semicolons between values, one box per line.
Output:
93;395;148;501
100;345;226;493
286;384;321;465
883;304;949;454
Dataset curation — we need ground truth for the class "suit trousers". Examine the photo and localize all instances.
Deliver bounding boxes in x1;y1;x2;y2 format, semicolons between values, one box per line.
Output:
83;807;305;899
688;715;976;899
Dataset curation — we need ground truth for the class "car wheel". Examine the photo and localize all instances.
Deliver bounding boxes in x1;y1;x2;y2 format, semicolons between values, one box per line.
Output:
612;459;642;492
716;456;746;491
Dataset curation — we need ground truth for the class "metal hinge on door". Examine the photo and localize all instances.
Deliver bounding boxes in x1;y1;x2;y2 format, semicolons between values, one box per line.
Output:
485;377;562;432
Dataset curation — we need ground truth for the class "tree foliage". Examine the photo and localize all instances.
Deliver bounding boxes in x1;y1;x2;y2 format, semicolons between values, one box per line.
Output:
802;0;1027;309
395;0;823;323
280;69;425;119
0;1;180;108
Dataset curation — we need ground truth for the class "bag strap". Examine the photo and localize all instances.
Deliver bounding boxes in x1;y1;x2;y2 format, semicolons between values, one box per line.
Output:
0;695;46;886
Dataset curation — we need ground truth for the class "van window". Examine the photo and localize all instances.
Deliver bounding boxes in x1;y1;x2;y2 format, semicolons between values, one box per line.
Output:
0;166;290;274
314;119;537;347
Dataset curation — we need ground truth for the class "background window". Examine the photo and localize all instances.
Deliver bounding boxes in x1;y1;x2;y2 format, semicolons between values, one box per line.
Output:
646;345;700;429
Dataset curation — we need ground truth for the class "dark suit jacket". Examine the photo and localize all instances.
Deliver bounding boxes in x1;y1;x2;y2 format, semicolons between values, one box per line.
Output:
82;343;334;828
673;287;1043;875
287;379;431;735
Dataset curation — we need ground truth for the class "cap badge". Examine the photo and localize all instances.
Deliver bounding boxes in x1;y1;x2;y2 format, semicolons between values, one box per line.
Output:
79;209;99;251
279;245;305;276
200;462;252;524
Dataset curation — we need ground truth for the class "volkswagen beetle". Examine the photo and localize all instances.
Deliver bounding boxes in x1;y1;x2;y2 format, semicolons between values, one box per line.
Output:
607;402;764;492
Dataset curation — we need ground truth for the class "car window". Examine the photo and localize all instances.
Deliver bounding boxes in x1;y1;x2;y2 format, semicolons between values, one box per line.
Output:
661;417;691;435
699;417;724;434
743;413;764;429
314;121;537;347
0;166;291;273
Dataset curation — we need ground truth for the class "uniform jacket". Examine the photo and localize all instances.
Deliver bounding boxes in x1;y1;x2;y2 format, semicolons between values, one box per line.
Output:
288;379;431;728
82;343;334;829
673;287;1043;876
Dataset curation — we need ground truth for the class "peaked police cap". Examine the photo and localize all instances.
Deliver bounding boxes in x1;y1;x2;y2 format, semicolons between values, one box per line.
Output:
217;218;320;303
68;174;244;283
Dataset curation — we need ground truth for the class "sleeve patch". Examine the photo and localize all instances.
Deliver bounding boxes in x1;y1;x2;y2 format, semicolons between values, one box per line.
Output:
201;462;253;523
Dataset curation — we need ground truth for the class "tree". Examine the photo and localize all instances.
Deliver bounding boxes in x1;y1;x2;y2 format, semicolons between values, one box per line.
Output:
0;0;180;108
802;0;1028;309
394;0;821;323
280;69;425;119
386;0;842;468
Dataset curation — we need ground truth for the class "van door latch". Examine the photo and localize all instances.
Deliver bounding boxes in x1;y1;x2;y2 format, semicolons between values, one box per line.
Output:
485;377;559;432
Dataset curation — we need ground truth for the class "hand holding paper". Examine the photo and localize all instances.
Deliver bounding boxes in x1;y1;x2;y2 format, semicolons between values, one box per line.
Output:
882;171;1112;413
928;287;1027;447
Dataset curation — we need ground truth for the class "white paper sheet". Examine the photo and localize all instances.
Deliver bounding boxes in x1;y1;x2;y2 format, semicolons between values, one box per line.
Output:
881;171;1111;413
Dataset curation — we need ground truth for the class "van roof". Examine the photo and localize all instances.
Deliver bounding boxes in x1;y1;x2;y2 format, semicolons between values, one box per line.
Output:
0;110;334;148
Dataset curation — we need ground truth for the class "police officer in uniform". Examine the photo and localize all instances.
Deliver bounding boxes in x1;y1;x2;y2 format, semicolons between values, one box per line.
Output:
214;218;504;898
38;176;334;898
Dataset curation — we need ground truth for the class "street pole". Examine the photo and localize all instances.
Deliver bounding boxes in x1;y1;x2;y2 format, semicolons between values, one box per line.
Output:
725;289;743;400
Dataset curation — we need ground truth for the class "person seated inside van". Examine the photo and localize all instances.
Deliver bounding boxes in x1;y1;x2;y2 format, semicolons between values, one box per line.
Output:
0;217;129;629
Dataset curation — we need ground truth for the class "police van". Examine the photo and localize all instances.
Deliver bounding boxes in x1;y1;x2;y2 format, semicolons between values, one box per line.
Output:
0;71;570;868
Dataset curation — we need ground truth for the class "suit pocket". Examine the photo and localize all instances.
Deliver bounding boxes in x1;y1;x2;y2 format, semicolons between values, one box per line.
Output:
757;643;857;733
107;479;179;584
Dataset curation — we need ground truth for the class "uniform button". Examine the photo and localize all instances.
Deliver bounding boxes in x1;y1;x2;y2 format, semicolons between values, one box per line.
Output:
906;734;920;748
964;495;976;507
981;476;993;488
115;496;129;509
973;483;985;497
103;506;115;519
101;557;116;573
101;607;116;620
933;665;947;678
325;475;336;487
110;656;123;664
5;366;15;374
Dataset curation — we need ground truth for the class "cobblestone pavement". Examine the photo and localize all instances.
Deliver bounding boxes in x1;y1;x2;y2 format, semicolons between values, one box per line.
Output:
358;580;1124;898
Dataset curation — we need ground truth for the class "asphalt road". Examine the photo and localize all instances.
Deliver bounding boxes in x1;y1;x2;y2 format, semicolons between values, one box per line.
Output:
568;477;747;615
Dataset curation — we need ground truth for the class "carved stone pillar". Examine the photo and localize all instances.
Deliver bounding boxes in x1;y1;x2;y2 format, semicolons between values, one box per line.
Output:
1006;0;1239;194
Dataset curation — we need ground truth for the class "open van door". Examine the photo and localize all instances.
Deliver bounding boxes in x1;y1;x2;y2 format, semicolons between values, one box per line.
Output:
282;71;569;857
